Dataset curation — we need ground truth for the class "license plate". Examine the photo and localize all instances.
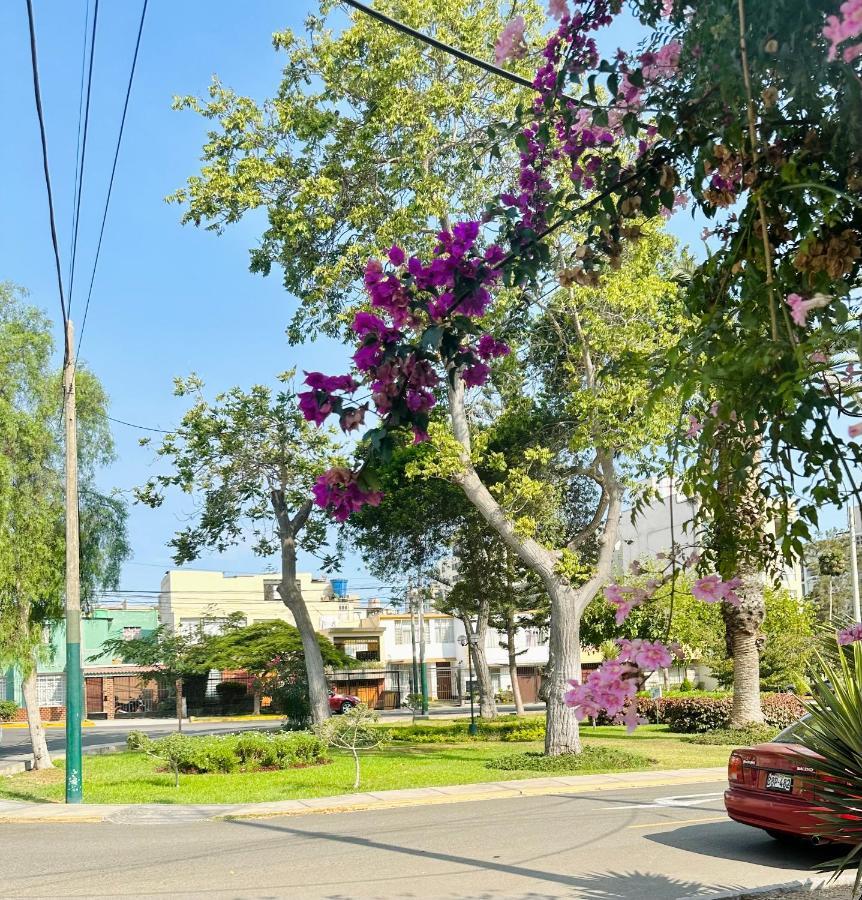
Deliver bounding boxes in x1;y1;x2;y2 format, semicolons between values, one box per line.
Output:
766;772;793;792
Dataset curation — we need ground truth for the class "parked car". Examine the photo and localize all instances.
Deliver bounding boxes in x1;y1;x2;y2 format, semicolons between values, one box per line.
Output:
724;716;853;844
328;689;360;714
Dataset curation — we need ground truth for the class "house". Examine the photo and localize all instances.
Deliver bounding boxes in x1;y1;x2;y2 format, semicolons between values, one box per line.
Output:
0;605;159;722
157;568;364;635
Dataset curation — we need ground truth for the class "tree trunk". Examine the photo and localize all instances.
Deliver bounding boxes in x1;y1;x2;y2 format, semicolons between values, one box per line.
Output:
21;669;52;770
175;677;184;732
253;685;262;716
446;378;622;757
352;748;360;790
273;495;330;725
544;579;583;755
724;567;766;727
470;640;497;719
506;614;525;716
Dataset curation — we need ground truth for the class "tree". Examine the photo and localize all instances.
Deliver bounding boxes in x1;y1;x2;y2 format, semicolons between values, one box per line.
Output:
169;0;546;342
196;618;351;714
313;703;386;790
0;284;128;768
102;624;211;731
136;375;342;725
805;532;852;623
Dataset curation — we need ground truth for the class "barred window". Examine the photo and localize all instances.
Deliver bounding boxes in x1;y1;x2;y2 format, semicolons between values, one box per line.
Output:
37;674;65;707
122;626;142;641
433;619;454;643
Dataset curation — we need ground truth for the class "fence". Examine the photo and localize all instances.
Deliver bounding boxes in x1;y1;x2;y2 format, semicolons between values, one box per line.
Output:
91;664;550;718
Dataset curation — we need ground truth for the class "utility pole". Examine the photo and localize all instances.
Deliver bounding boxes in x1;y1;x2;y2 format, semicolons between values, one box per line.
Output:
63;320;83;803
850;502;861;622
417;581;428;716
408;581;419;700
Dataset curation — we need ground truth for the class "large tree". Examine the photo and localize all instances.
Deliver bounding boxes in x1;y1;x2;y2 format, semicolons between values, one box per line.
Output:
168;0;546;341
0;284;128;767
135;375;341;724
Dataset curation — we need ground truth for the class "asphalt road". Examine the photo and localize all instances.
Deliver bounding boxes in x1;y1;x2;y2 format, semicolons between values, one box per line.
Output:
0;705;547;761
0;779;839;899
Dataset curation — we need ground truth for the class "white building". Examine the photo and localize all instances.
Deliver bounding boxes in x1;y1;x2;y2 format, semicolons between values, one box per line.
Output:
616;477;804;597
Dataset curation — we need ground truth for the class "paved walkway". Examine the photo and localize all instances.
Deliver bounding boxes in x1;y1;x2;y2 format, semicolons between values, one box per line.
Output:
0;765;726;825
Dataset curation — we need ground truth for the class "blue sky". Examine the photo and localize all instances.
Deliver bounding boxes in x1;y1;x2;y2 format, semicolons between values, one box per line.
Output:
2;2;842;606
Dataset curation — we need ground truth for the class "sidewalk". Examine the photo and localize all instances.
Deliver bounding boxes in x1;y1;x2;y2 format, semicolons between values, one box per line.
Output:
0;765;726;825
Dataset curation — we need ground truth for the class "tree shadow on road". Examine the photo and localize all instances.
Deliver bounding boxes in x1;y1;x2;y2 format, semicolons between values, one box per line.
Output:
232;817;737;899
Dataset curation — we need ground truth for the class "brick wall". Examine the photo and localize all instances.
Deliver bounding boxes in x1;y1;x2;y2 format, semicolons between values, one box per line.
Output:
11;706;66;722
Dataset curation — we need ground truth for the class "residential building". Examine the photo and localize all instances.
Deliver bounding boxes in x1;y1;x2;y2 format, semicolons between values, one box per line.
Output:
616;476;804;597
157;569;364;635
0;605;158;722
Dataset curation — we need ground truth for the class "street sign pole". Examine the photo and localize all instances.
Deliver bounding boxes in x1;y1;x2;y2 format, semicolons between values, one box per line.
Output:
63;319;83;803
850;502;861;622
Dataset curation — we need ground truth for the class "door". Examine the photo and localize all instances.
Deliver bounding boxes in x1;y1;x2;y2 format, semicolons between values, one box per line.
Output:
436;663;453;701
517;667;540;703
85;677;104;715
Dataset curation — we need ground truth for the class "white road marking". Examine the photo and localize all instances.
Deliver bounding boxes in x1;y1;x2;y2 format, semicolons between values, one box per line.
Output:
598;791;726;811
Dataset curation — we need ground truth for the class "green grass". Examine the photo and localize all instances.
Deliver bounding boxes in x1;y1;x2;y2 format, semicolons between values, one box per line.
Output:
0;721;734;805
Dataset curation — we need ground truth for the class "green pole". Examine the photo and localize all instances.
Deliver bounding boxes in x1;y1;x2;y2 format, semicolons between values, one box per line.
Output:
63;319;83;803
65;640;83;802
420;662;429;715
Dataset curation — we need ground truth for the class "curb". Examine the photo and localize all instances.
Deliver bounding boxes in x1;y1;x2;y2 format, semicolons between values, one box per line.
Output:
0;766;727;825
2;721;95;729
676;870;856;898
188;714;283;723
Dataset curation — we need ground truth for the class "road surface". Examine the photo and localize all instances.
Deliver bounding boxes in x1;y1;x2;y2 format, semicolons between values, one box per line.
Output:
0;778;838;899
0;705;546;762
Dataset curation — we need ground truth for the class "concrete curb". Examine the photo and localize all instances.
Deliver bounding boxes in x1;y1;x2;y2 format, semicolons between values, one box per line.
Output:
0;765;727;825
676;870;856;899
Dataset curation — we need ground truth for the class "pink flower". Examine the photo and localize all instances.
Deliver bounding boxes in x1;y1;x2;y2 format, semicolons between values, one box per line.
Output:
838;622;862;645
849;423;862;439
388;245;406;267
660;0;674;16
786;292;831;327
623;703;646;734
810;351;829;364
477;334;511;360
633;641;674;670
462;362;491;388
312;468;383;522
548;0;569;19
641;40;681;81
693;575;742;607
339;406;366;433
686;415;703;438
824;1;862;61
495;16;527;63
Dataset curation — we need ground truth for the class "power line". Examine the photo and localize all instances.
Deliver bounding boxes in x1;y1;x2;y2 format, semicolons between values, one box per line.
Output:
69;0;91;294
107;415;172;433
76;0;149;362
341;0;537;93
25;0;68;335
67;0;100;315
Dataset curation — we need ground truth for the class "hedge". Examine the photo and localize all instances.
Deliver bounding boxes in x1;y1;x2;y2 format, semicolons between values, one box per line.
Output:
126;729;329;774
657;693;805;733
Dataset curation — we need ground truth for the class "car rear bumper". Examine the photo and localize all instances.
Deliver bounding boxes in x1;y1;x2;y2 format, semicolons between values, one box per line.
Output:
724;786;828;838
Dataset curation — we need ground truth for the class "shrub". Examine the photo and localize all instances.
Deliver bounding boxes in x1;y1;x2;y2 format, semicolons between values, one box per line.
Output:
658;692;806;733
0;700;19;722
126;730;152;751
487;746;652;773
313;704;385;789
495;690;515;703
684;725;778;746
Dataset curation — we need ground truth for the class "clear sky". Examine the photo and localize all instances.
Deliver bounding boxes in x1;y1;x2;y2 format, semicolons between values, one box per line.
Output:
2;2;843;608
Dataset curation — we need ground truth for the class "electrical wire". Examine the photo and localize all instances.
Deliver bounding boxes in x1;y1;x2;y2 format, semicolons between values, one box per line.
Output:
76;0;149;363
25;0;68;336
69;0;91;293
67;0;100;315
107;415;172;433
341;0;537;93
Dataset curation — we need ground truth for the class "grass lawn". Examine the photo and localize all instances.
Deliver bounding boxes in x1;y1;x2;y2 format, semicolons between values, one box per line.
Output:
0;722;733;805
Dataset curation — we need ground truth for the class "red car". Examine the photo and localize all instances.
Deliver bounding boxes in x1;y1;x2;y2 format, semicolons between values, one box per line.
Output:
328;689;360;714
724;717;850;844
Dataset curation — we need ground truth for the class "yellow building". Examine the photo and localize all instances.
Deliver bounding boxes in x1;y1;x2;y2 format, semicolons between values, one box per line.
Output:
157;569;364;635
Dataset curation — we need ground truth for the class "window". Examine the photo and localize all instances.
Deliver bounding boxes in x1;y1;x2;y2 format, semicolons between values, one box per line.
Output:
37;674;65;707
433;619;454;643
178;617;238;638
0;675;6;701
122;626;142;641
319;615;338;630
393;619;430;645
485;628;499;650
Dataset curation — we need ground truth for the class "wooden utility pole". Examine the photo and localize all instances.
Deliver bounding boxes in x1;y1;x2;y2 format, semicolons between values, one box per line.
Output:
63;319;83;803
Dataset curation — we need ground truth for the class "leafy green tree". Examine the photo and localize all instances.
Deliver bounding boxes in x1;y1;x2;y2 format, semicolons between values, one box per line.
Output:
135;375;341;723
805;532;852;623
169;0;545;341
0;284;128;768
195;618;351;714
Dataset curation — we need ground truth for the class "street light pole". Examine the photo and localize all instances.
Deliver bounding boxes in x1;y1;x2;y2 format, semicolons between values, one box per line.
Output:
458;635;478;736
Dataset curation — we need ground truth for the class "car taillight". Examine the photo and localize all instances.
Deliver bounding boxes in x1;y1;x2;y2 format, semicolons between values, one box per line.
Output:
729;752;744;782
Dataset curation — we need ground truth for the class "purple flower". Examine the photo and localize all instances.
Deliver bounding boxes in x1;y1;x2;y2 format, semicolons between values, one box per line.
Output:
462;362;490;387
